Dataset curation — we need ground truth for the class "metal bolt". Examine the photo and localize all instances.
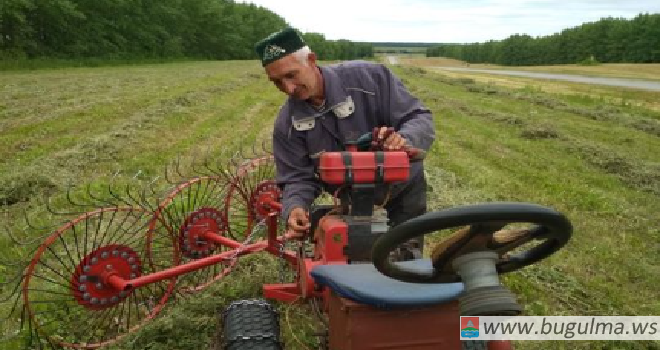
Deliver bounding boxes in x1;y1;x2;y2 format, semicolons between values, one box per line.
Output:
130;273;136;279
96;283;103;290
106;264;113;270
91;298;99;305
90;257;98;265
83;293;91;300
79;275;88;283
83;265;91;273
131;264;138;271
112;250;119;257
110;296;119;303
101;252;109;259
121;252;129;259
78;285;86;292
100;298;107;305
128;257;135;263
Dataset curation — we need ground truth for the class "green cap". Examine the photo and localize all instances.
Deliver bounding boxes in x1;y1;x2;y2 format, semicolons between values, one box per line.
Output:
255;28;306;66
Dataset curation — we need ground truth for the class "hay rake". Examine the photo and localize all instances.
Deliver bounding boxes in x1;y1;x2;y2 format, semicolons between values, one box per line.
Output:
0;143;286;349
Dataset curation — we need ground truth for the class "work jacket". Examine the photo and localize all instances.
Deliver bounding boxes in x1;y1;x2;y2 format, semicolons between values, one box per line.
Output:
272;61;435;220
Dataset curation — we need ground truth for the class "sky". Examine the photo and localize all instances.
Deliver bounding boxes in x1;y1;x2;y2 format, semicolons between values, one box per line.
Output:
239;0;660;43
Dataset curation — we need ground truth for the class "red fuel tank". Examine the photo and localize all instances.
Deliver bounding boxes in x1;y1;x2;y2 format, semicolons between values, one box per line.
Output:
319;151;410;185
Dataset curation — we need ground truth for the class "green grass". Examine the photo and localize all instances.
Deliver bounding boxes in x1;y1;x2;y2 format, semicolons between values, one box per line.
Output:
1;60;659;349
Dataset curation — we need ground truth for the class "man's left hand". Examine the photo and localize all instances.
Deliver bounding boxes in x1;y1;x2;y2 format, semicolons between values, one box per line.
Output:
376;126;407;151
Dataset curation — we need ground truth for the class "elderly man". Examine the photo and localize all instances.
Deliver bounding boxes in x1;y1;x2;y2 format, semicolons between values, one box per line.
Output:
255;28;435;259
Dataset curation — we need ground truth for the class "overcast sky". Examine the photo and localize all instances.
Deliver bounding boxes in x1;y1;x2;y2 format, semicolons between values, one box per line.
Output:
239;0;660;43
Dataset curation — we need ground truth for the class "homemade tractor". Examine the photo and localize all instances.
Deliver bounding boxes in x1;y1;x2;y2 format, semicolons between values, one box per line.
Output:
1;132;572;350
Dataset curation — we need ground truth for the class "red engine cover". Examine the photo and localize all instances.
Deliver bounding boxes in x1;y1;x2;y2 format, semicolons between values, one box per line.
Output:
319;151;410;185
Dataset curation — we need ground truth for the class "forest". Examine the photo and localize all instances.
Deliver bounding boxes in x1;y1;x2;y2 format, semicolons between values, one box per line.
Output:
427;13;660;66
0;0;373;61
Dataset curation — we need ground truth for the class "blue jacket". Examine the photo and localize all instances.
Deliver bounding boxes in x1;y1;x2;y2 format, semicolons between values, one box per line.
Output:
272;61;435;220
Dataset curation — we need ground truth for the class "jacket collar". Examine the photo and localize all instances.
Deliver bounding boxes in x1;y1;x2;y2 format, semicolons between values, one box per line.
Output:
289;65;350;121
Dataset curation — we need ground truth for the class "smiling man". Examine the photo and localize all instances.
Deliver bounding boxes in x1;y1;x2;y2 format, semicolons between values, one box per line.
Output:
255;28;435;260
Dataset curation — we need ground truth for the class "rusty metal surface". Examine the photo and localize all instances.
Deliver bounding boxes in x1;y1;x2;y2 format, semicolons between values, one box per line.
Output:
328;293;463;350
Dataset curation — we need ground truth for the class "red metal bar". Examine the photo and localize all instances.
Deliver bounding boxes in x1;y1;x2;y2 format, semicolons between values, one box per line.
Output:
263;283;301;303
265;245;298;265
106;274;129;292
202;231;241;249
107;242;269;291
265;199;282;211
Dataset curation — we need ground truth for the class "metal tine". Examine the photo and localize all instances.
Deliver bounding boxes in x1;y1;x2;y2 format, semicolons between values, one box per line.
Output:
164;154;184;185
0;304;28;345
207;148;232;181
0;247;29;267
251;141;259;160
123;180;143;209
0;271;25;302
138;176;161;212
22;206;58;235
187;147;203;178
201;146;220;177
108;170;135;207
194;146;215;178
164;157;178;185
44;192;86;217
84;182;116;208
4;222;50;246
174;153;188;183
0;266;25;288
65;184;94;209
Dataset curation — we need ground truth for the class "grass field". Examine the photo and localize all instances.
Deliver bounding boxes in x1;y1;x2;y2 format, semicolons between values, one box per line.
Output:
1;59;659;350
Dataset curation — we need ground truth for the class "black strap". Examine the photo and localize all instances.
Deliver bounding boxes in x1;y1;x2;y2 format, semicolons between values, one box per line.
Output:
342;152;353;184
375;151;385;183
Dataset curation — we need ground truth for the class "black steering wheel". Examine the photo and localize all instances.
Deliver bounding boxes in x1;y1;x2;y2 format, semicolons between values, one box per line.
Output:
372;202;572;283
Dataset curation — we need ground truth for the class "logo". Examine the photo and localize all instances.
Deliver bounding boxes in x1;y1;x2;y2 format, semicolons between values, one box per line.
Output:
461;316;480;338
263;44;286;61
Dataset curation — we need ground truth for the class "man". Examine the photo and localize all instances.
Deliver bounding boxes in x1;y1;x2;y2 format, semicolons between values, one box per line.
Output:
255;28;435;259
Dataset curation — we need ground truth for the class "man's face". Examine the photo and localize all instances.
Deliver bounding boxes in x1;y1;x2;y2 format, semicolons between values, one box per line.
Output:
265;54;318;101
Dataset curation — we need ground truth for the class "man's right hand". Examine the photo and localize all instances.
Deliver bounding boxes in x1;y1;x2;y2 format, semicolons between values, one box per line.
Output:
287;207;310;239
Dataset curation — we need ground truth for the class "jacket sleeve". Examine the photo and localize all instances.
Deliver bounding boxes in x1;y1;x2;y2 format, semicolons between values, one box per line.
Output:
272;123;322;221
379;65;435;151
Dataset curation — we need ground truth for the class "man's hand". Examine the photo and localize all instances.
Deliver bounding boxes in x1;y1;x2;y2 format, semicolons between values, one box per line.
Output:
287;207;310;239
376;126;407;150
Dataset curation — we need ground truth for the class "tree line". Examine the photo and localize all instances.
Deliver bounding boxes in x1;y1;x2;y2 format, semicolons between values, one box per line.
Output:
0;0;373;61
427;13;660;66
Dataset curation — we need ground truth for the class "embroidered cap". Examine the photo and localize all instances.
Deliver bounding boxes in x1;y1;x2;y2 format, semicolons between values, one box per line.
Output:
255;28;306;66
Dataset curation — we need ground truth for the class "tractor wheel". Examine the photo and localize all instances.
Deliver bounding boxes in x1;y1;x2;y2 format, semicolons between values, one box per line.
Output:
462;340;488;350
221;299;282;350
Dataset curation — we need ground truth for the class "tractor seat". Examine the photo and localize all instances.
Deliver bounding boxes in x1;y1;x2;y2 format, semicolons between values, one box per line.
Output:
311;259;464;309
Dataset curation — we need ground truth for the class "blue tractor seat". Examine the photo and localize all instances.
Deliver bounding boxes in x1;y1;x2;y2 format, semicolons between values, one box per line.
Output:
311;259;464;309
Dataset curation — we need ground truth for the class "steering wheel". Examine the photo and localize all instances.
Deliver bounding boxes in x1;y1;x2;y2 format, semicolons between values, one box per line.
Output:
372;202;572;283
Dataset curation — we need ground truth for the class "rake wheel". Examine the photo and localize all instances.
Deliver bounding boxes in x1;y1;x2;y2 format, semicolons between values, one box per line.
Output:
225;155;282;241
147;176;236;293
21;207;176;349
